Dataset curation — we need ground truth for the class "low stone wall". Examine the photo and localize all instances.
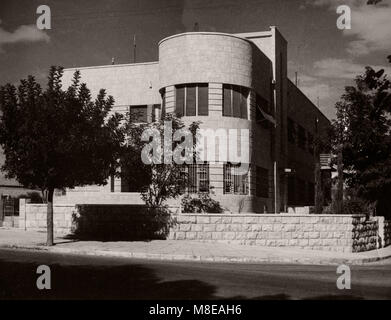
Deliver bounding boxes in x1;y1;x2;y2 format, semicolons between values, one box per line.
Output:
168;214;379;253
19;199;75;234
18;200;389;253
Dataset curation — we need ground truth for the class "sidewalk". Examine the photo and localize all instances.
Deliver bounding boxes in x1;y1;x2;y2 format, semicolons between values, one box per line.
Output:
1;228;390;265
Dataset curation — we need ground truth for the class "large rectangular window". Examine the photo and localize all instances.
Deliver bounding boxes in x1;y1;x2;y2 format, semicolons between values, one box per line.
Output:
256;166;269;198
223;163;249;195
223;84;248;119
175;84;209;117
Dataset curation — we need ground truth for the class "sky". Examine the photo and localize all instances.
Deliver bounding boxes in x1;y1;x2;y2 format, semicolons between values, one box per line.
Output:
0;0;390;119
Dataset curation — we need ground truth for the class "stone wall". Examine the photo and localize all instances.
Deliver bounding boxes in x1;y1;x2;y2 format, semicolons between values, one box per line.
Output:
18;199;76;234
168;213;379;253
18;200;389;253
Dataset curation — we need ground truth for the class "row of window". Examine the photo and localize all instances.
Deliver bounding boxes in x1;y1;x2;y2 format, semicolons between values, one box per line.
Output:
179;163;269;197
288;117;314;154
173;83;251;120
120;163;269;197
132;84;272;122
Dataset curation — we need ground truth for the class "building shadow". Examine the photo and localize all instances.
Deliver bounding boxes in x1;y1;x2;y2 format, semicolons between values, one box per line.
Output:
0;258;214;300
69;205;175;242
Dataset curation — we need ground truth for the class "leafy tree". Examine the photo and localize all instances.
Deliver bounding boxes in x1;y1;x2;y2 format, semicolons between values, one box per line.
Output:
0;66;124;245
121;113;199;209
331;66;391;217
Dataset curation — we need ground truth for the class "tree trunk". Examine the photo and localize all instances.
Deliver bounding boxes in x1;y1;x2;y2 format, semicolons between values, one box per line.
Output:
336;147;343;214
46;188;54;246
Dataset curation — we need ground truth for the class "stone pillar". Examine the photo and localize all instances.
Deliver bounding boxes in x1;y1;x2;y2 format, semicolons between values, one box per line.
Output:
19;198;27;230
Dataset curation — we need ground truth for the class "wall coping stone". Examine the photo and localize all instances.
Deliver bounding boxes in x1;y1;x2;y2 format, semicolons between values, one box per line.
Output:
159;32;253;47
176;213;366;218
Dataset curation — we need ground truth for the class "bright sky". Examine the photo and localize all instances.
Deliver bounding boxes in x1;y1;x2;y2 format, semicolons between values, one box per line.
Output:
0;0;390;119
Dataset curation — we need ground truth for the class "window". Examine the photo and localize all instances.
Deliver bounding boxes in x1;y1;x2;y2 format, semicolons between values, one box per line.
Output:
182;163;210;193
175;84;209;116
129;105;148;123
223;84;248;119
223;163;249;195
256;166;269;198
297;124;306;150
288;118;296;144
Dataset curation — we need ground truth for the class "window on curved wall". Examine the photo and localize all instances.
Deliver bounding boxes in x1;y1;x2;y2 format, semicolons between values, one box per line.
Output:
223;84;248;119
175;83;209;117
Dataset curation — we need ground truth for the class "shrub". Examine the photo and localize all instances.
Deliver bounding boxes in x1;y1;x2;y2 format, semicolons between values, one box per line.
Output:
322;197;372;216
181;194;223;213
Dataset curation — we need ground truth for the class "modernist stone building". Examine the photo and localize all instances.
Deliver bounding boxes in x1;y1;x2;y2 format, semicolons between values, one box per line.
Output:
57;27;331;213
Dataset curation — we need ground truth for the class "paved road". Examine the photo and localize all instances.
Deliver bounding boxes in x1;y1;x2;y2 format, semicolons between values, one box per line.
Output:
0;248;390;300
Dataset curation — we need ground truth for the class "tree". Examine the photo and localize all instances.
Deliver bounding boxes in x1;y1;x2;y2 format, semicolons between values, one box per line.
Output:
121;113;199;209
0;66;124;245
331;66;391;217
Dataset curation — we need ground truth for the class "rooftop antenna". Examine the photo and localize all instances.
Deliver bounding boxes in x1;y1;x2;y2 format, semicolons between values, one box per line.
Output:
133;34;136;63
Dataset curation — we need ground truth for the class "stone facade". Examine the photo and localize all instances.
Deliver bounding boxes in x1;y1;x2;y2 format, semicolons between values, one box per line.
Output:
55;27;332;214
19;201;389;253
169;213;379;253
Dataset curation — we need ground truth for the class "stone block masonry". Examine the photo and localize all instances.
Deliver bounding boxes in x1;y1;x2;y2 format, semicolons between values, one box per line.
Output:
18;200;389;253
168;214;382;253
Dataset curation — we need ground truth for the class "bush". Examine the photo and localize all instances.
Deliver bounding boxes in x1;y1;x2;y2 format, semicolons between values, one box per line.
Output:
322;197;372;216
181;194;223;213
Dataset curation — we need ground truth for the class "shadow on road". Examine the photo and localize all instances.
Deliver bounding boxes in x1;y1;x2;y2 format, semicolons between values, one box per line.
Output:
0;258;217;300
0;251;377;300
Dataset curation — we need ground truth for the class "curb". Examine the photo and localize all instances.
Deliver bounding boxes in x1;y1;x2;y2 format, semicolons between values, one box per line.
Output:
1;243;390;265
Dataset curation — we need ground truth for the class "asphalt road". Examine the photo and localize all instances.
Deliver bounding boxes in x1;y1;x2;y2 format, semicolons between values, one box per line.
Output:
0;248;390;300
